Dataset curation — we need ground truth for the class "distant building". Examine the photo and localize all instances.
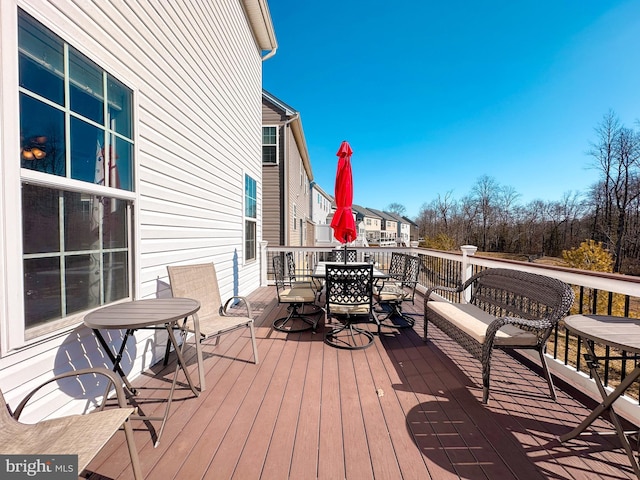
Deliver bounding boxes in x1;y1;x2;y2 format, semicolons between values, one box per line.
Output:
262;90;314;246
311;182;333;225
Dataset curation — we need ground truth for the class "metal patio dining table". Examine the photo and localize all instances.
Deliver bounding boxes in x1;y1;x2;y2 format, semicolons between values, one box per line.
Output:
559;314;640;479
84;297;201;447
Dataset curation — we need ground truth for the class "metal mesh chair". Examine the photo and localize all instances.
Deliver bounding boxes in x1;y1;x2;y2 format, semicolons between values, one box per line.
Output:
0;368;142;479
167;262;259;390
331;248;357;263
375;254;420;328
286;251;324;305
273;255;319;333
324;263;379;350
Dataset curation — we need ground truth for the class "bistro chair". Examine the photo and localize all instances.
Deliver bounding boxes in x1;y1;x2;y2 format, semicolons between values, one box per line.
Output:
374;254;421;328
324;263;380;350
0;367;143;479
167;262;259;391
331;248;358;263
286;251;324;305
273;255;320;333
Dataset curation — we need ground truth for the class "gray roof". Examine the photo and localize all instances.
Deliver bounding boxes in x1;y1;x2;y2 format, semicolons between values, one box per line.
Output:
366;208;397;222
352;204;380;218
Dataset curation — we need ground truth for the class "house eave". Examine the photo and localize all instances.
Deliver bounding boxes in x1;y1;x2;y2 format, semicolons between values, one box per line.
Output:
241;0;278;58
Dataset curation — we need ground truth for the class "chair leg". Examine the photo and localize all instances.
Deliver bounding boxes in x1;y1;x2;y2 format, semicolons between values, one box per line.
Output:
482;361;491;404
377;301;415;329
539;348;557;400
273;304;317;333
123;417;144;479
249;322;259;364
324;320;375;350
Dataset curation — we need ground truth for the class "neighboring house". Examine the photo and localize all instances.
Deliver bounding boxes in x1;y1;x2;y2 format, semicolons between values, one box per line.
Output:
310;182;333;225
353;204;382;244
386;211;410;246
402;215;420;242
0;0;276;422
367;208;398;244
311;182;335;246
262;90;313;247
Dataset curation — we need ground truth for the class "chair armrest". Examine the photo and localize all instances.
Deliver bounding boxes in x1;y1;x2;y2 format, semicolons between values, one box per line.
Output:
222;296;253;318
12;367;129;420
482;316;555;363
487;316;553;336
425;285;462;300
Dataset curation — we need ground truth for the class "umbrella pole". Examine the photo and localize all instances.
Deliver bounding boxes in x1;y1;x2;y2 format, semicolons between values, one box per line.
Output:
344;239;347;264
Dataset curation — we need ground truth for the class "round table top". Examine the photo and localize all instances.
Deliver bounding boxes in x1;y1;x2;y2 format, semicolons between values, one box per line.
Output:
564;314;640;355
84;297;200;330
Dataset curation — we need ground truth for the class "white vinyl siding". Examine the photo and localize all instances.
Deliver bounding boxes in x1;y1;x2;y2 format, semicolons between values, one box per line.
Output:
0;0;264;422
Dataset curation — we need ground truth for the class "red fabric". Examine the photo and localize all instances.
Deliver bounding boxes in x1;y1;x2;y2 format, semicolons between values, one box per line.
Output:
330;141;357;243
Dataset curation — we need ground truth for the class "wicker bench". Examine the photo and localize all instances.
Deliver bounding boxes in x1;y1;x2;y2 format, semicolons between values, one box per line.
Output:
424;268;574;404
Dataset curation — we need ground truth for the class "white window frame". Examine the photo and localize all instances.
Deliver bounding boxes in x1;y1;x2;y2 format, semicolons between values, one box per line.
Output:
244;173;257;263
293;204;297;231
262;125;278;165
3;9;138;352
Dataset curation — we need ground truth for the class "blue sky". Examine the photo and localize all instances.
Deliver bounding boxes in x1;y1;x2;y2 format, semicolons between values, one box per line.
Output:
262;1;640;219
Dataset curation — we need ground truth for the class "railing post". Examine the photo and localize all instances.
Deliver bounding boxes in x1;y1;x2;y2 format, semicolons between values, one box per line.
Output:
260;241;269;287
460;245;477;303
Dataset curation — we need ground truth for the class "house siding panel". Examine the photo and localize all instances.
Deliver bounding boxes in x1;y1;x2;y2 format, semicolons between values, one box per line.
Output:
261;101;285;246
0;0;266;421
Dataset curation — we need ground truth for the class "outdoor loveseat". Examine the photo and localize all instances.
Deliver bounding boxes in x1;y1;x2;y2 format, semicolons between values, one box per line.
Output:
424;268;575;404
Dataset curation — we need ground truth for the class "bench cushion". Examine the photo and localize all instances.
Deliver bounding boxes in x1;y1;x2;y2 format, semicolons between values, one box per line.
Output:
427;302;538;346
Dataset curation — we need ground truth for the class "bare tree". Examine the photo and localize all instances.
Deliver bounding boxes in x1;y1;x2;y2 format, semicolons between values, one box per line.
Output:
588;110;620;246
471;175;500;251
386;202;406;216
610;126;640;271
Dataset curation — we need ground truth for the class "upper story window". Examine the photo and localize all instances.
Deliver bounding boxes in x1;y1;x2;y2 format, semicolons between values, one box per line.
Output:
262;126;277;164
18;10;134;339
244;174;257;262
293;204;297;230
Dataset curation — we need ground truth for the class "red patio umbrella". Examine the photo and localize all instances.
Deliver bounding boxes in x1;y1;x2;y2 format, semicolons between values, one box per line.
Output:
330;141;357;262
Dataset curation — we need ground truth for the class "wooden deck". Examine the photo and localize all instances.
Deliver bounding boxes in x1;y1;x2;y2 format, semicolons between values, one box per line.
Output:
87;286;638;480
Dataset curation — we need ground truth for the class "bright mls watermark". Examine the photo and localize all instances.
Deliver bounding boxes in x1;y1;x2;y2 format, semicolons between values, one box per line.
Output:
0;455;77;479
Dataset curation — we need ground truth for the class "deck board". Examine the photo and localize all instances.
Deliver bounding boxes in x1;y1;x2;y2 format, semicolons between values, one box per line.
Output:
86;286;638;480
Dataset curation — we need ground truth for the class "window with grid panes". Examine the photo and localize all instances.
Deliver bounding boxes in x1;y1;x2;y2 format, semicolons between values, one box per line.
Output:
19;10;134;337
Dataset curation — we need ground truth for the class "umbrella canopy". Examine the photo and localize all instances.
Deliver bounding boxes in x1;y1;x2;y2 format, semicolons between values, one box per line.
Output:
330;141;357;245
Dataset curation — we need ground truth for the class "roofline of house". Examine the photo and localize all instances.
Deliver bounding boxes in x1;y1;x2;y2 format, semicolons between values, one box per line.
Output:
311;182;332;200
241;0;278;59
262;89;313;181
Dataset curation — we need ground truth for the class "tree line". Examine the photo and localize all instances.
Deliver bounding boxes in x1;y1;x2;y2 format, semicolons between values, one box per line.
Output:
413;111;640;275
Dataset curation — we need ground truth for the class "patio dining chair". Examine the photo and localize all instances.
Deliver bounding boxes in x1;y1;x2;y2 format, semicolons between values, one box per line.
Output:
374;254;421;328
331;248;358;263
273;255;320;333
0;367;143;479
286;251;324;306
167;262;259;391
324;263;380;350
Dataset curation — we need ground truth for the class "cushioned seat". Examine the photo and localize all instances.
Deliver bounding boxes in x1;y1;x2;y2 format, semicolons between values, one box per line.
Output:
273;255;319;333
427;302;538;346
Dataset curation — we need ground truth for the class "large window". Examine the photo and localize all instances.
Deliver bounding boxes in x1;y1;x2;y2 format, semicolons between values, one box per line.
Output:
262;126;277;164
245;174;257;262
19;10;134;337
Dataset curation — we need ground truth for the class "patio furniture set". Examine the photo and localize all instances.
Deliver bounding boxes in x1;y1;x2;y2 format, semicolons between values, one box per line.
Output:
272;250;421;350
4;256;640;479
0;261;257;480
